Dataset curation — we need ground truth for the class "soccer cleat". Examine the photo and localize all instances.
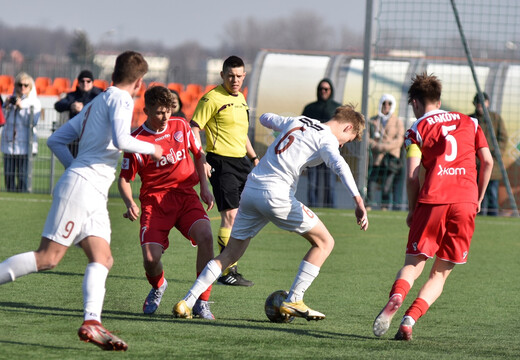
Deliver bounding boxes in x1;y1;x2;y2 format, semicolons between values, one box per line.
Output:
143;279;168;314
217;266;254;287
394;316;414;341
279;300;326;321
78;320;128;351
173;300;193;319
193;299;215;320
373;294;403;337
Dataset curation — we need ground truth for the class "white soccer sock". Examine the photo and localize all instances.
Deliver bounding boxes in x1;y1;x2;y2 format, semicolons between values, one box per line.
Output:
83;262;108;323
0;251;38;285
183;259;221;308
287;260;320;303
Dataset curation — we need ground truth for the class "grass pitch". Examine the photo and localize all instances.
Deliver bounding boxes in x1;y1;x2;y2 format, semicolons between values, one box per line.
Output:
0;193;518;359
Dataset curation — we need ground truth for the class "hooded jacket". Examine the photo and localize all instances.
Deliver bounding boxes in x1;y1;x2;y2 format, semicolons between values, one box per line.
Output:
302;78;341;123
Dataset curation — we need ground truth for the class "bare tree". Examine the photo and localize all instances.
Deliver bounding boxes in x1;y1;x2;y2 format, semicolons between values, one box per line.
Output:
68;30;95;65
219;11;337;63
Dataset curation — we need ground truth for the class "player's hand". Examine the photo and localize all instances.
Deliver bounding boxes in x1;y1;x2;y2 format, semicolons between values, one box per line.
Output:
151;144;163;162
204;162;213;178
123;203;140;221
357;215;368;231
200;186;214;211
406;211;413;228
356;209;369;231
353;196;368;231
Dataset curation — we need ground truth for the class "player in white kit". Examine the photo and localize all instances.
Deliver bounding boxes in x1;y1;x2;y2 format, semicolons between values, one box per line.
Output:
173;105;369;320
0;51;162;351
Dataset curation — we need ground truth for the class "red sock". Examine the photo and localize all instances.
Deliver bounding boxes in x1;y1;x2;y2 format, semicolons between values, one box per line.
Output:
197;271;212;301
405;298;430;321
146;271;164;289
389;279;411;299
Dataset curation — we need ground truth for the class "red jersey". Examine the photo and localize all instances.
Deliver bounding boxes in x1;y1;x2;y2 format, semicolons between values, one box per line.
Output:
404;110;488;205
119;117;202;198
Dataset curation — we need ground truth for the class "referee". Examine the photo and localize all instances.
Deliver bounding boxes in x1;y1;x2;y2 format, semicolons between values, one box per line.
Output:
190;55;258;286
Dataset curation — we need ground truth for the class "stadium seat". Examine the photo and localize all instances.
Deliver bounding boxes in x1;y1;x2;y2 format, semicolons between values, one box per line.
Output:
43;86;60;96
185;83;202;96
70;78;78;91
168;82;184;93
132;95;146;129
203;84;217;94
52;77;71;94
136;82;146;97
35;77;52;94
93;79;109;91
181;84;202;104
0;75;14;94
148;81;166;89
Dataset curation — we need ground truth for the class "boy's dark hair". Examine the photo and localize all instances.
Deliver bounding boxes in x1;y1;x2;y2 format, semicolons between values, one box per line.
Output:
112;51;148;85
144;86;175;109
222;55;245;72
408;72;442;105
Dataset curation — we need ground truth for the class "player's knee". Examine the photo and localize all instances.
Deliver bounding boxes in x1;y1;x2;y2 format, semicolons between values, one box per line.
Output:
195;232;213;249
106;255;114;270
142;257;158;269
34;251;61;271
325;238;335;253
317;237;335;255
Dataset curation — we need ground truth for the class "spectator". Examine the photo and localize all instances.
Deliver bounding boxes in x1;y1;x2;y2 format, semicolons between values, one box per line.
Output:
468;92;508;216
302;79;341;208
54;70;102;157
1;72;41;192
367;94;404;210
169;89;186;118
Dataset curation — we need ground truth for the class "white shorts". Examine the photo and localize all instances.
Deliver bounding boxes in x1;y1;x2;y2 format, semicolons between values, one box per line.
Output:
42;171;111;247
230;186;319;240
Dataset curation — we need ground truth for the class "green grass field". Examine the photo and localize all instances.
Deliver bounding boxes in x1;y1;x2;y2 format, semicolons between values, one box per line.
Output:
0;193;518;359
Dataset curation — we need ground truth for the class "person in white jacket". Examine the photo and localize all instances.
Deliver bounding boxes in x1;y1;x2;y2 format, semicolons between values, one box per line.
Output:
1;72;41;192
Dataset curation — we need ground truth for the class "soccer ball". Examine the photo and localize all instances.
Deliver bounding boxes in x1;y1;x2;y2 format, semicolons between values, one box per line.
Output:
264;290;294;323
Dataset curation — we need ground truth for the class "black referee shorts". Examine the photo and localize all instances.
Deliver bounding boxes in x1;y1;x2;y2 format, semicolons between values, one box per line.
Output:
206;152;252;212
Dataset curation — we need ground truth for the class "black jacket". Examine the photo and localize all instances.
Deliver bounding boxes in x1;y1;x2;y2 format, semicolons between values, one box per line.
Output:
302;78;341;123
54;87;103;119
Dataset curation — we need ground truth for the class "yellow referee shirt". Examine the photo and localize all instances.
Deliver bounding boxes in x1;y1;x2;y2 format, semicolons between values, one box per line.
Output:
191;85;249;158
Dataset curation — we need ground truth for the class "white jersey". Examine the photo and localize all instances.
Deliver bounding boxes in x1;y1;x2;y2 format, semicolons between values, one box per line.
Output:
47;86;155;195
248;113;360;197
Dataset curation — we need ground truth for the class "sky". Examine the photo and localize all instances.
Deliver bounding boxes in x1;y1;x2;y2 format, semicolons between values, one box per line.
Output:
1;0;366;49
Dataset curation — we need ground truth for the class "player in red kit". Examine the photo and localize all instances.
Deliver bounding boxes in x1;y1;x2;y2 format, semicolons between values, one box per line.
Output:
372;73;493;340
118;86;216;319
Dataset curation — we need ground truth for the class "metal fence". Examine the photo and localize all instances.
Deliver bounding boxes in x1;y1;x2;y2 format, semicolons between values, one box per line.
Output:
0;96;141;197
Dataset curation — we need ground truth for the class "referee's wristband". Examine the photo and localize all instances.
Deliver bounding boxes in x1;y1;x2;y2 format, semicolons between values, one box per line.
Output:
250;156;258;162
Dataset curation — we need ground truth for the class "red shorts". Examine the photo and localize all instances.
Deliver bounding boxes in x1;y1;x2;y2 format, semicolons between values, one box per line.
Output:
407;202;477;264
139;188;210;250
